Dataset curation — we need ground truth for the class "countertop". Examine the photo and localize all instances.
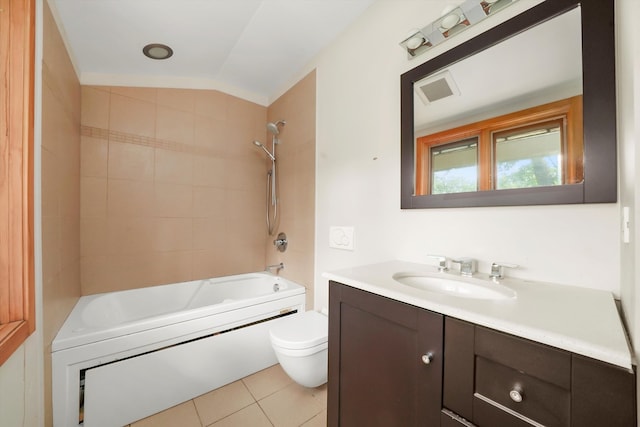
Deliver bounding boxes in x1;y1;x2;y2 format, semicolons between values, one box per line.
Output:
323;260;634;370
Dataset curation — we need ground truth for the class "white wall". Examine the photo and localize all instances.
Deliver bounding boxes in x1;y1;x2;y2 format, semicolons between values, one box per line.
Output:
0;335;43;426
311;0;624;311
616;0;640;394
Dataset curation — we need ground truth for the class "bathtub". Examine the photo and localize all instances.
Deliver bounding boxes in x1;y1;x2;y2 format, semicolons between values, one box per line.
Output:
52;272;305;427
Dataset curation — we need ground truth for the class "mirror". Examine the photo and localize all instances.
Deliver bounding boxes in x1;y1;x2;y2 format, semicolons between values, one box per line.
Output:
401;0;616;209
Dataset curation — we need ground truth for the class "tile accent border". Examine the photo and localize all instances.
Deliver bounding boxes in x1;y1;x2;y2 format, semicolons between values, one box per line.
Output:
81;125;214;157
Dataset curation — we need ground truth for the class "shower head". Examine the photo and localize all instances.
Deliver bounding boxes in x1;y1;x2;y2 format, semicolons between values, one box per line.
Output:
266;120;286;135
252;140;275;161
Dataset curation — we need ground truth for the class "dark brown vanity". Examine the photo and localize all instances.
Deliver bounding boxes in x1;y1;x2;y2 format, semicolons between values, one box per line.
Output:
328;281;636;427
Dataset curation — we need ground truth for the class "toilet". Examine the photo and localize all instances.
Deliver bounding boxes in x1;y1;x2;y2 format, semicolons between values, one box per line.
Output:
269;310;328;388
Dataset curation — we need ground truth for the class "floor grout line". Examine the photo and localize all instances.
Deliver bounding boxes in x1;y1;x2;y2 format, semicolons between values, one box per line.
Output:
256;400;276;427
189;399;205;427
130;365;326;427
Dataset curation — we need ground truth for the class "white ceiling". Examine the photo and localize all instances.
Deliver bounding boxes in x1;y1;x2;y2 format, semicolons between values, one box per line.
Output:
50;0;376;105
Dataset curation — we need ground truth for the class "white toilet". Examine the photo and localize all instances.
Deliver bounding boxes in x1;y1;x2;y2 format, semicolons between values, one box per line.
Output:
269;310;328;388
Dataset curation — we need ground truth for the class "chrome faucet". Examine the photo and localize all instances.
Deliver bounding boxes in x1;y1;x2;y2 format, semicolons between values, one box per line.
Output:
266;262;285;273
489;262;518;281
451;258;476;277
427;255;449;272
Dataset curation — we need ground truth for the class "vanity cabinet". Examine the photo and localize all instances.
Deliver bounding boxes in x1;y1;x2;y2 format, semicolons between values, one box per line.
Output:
328;281;444;426
445;318;636;427
328;281;636;427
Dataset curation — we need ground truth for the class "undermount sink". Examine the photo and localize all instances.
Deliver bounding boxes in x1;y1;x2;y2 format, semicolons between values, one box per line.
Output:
392;272;517;300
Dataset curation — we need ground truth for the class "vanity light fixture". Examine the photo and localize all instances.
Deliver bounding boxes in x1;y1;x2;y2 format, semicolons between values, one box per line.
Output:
400;0;519;59
142;43;174;60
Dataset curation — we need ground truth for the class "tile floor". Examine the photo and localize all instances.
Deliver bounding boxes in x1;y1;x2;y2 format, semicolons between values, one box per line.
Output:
127;364;327;427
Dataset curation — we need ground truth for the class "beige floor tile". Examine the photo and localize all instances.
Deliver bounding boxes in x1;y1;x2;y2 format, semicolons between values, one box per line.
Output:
301;410;327;427
208;403;272;427
193;381;255;426
130;401;201;427
259;383;327;427
242;364;293;401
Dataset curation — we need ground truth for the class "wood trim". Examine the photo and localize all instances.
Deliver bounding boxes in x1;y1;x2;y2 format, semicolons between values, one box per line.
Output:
0;321;31;364
415;96;583;195
0;0;36;366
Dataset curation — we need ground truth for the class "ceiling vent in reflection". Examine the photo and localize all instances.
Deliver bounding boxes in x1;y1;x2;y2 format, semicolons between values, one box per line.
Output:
415;70;460;105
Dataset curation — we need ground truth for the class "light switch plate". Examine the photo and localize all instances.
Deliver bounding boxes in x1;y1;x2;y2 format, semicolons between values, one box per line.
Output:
623;206;631;243
329;226;355;251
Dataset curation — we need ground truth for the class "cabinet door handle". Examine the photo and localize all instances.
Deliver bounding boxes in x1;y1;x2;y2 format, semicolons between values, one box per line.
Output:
509;389;523;403
421;353;433;365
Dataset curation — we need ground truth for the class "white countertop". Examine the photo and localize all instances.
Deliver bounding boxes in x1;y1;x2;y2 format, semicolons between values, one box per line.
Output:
323;260;634;370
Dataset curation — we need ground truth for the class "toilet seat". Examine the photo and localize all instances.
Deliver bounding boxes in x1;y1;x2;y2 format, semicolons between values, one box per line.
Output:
270;310;327;350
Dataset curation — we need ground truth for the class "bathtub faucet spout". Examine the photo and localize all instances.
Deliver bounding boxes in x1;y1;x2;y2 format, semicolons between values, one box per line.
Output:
266;262;285;273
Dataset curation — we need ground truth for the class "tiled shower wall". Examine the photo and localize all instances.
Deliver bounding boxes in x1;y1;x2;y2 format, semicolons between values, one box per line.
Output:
265;72;316;310
42;2;81;424
80;74;316;303
80;86;271;294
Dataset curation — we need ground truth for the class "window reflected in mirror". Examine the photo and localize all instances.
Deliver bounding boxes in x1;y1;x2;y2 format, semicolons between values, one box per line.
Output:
431;138;478;194
494;121;563;190
416;96;583;196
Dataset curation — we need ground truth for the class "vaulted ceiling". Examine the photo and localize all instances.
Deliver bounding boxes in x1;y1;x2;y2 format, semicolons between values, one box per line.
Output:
50;0;376;104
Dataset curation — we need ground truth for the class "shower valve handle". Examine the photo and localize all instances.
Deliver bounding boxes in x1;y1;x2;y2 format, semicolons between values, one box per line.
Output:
273;232;288;253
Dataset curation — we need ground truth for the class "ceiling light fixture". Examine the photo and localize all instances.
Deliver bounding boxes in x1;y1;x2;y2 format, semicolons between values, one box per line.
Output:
400;0;519;59
142;43;174;60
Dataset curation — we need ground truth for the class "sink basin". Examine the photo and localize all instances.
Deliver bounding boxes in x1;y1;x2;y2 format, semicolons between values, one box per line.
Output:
392;272;516;300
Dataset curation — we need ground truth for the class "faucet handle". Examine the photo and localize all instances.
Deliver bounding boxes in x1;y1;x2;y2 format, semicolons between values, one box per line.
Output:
490;262;518;280
426;255;449;272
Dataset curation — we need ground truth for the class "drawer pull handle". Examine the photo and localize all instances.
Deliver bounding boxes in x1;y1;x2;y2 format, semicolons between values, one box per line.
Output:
509;389;523;403
421;353;433;365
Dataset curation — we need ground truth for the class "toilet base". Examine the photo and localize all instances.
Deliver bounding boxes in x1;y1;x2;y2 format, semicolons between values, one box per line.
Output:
274;348;328;388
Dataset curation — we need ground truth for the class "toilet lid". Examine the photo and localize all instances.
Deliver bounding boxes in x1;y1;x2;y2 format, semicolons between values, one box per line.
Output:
270;310;327;350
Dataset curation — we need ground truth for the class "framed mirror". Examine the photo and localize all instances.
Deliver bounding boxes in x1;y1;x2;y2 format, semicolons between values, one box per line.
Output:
401;0;616;209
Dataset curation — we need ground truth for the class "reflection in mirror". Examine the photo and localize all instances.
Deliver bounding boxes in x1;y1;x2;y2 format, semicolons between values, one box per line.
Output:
400;0;617;208
414;8;581;195
431;138;478;194
494;121;563;190
416;95;583;195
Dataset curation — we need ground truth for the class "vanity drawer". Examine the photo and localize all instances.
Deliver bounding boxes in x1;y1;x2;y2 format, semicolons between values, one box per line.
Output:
475;356;570;427
475;326;571;389
441;409;476;427
473;396;538;427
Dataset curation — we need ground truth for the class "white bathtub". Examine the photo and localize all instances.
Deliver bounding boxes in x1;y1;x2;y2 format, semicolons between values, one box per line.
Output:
52;272;306;427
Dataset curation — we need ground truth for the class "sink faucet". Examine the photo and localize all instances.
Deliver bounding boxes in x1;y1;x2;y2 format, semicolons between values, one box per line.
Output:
427;255;449;272
489;262;518;281
451;258;476;277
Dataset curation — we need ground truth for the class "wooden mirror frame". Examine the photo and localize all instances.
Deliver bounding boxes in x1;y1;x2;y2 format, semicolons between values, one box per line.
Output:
401;0;616;209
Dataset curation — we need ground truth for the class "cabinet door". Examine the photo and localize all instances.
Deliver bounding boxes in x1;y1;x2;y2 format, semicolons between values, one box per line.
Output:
443;317;475;420
328;281;443;427
571;355;636;427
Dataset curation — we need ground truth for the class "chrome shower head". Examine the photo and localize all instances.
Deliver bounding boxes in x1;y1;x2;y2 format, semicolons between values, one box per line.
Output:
266;120;286;135
252;140;275;161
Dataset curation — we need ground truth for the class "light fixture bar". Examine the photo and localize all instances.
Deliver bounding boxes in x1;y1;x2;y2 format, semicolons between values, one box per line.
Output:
400;0;519;59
